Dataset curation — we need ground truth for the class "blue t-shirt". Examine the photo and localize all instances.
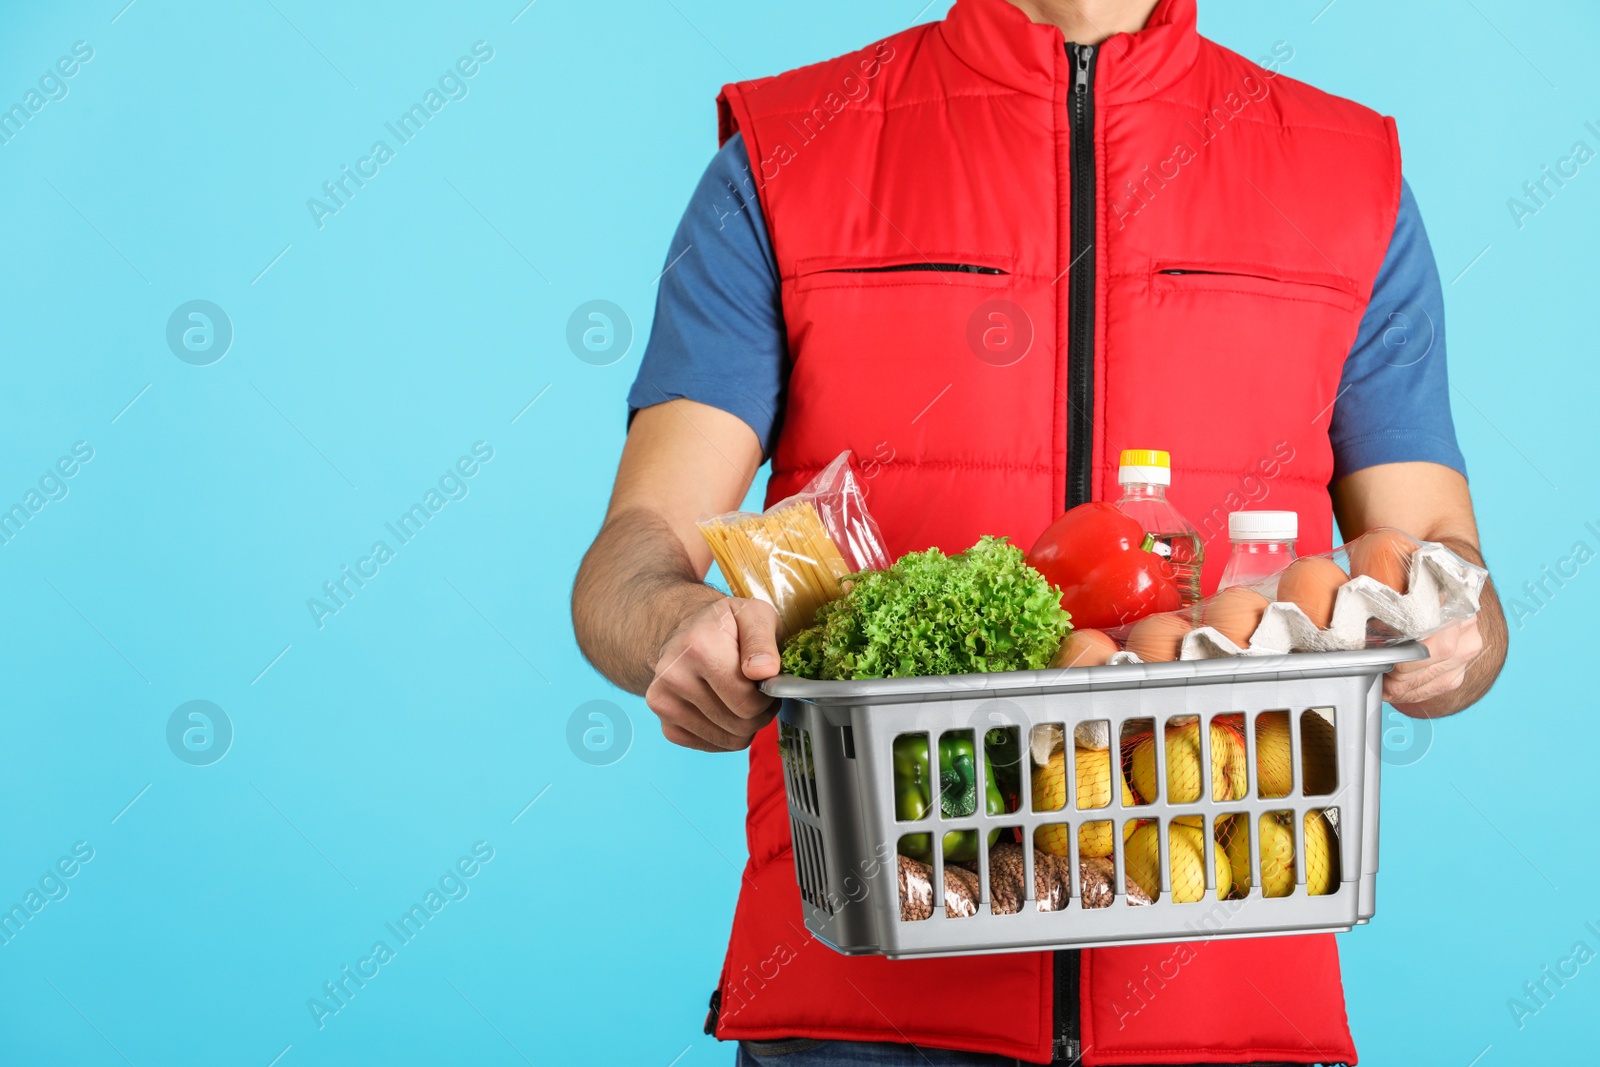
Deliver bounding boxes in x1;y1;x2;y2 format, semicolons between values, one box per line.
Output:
630;134;1465;483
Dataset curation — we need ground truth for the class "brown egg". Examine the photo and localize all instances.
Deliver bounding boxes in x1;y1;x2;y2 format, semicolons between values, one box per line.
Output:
1202;586;1270;648
1348;527;1415;594
1124;613;1193;663
1051;628;1119;669
1277;557;1349;630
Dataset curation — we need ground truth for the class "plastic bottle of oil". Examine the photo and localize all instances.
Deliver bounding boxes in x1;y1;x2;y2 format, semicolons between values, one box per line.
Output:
1114;449;1204;610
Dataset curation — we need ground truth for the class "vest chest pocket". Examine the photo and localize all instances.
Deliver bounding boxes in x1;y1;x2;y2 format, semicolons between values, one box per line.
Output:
1151;260;1361;313
792;253;1016;294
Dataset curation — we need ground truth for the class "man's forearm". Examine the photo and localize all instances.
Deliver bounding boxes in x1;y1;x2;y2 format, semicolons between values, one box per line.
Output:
572;507;723;694
1397;536;1508;718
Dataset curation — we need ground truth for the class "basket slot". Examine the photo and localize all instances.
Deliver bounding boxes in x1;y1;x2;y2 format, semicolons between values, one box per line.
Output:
791;818;834;915
1252;710;1294;800
1299;708;1338;797
1305;807;1341;896
781;721;821;818
1027;723;1069;816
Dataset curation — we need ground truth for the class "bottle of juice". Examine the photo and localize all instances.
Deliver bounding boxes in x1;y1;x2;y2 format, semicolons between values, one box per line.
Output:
1114;449;1203;609
1217;511;1299;591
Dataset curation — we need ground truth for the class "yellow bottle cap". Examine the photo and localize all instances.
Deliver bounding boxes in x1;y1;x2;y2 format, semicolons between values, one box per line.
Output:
1119;449;1170;469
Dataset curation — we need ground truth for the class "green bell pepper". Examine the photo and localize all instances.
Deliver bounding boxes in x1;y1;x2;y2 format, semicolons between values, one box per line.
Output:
893;733;1004;863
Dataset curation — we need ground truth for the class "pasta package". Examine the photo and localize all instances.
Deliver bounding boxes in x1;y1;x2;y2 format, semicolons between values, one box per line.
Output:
698;451;889;639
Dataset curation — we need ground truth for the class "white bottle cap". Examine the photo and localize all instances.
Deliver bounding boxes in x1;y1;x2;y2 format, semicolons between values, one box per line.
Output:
1118;465;1170;487
1228;510;1298;542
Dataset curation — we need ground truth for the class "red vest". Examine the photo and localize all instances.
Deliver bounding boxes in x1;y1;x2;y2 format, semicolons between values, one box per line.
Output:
713;0;1399;1061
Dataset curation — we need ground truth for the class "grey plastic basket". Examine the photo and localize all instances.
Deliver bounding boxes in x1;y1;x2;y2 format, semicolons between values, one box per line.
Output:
763;644;1426;959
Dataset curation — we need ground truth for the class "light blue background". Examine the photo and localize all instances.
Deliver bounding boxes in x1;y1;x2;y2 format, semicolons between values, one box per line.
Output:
1;1;1595;1064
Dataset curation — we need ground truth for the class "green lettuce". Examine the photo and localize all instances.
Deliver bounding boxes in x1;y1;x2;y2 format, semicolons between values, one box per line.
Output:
781;535;1071;680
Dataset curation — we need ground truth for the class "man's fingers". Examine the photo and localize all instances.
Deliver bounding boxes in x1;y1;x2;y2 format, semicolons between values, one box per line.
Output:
646;596;783;753
701;672;776;727
645;685;747;751
732;599;783;680
1389;618;1473;687
658;623;772;726
1386;661;1452;701
1395;624;1461;676
661;721;723;753
1455;616;1484;661
677;671;773;738
696;600;780;720
1390;665;1469;709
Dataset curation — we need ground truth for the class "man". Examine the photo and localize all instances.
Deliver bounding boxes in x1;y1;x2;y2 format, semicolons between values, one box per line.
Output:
573;0;1508;1062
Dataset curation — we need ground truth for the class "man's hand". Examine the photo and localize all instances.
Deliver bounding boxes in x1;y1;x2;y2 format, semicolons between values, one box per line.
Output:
646;597;782;752
572;399;779;745
1383;614;1484;713
1332;461;1507;719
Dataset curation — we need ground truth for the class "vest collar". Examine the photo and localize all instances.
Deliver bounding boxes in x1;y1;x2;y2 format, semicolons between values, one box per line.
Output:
940;0;1199;105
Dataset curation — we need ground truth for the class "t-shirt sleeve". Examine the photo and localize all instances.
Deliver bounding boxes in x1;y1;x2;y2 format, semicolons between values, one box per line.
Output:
1329;178;1467;482
626;133;787;457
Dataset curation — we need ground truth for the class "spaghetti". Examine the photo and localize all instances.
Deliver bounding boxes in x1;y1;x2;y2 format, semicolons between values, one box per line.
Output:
699;501;853;638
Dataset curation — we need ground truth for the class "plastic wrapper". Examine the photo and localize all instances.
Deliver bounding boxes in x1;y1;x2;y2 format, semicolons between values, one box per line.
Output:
1097;527;1486;665
897;854;981;920
897;845;1151;920
698;451;888;639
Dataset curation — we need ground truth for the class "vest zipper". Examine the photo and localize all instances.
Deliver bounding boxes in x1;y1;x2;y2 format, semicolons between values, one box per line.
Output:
1054;39;1097;1067
1065;41;1098;512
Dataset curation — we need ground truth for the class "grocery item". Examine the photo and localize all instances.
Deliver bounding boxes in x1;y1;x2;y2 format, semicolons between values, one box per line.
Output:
1253;714;1295;799
782;535;1070;680
899;846;1152;919
989;842;1071;914
1128;719;1248;804
699;451;888;639
1258;815;1296;897
1080;855;1154;909
1348;527;1416;593
1218;814;1252;895
1049;628;1119;669
896;853;984;920
1126;822;1230;903
1217;510;1298;591
1275;557;1350;630
1026;502;1180;629
1256;811;1337;898
1114;449;1205;608
1123;611;1193;663
981;727;1025;814
1201;586;1270;647
893;733;1004;863
700;501;847;638
1116;530;1485;661
1032;746;1134;858
1302;811;1338;895
1300;713;1339;795
1254;712;1337;799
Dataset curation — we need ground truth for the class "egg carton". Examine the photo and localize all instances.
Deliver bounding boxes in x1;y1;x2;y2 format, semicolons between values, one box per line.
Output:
1160;539;1483;661
1051;540;1485;758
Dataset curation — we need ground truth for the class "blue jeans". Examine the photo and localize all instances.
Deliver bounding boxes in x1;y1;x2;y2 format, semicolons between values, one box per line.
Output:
737;1041;1023;1065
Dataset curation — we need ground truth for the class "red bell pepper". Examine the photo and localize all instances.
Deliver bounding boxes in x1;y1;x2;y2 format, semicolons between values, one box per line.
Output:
1026;502;1180;630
